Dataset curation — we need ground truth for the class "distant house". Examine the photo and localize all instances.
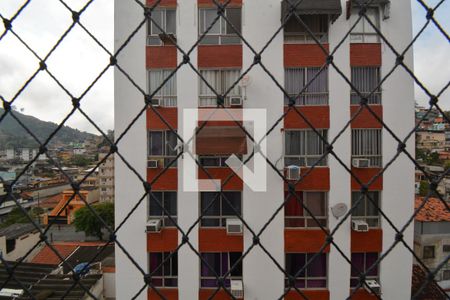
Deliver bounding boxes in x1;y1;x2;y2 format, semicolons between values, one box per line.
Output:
417;130;446;151
0;223;40;261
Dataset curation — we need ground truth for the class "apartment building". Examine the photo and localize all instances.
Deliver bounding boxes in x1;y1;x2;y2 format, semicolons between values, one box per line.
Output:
115;0;415;299
98;150;115;203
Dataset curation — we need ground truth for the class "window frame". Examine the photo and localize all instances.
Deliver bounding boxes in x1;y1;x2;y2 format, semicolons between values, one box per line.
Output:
149;252;178;288
284;14;330;44
284;191;328;229
351;191;381;228
198;69;242;107
350;252;379;288
147;69;177;107
198;155;243;168
284;67;329;106
198;8;242;45
350;7;380;43
200;191;242;228
147;8;177;45
148;191;177;227
285;253;328;289
148;130;178;168
350;66;382;105
423;245;435;259
351;129;382;167
200;252;243;288
284;129;328;167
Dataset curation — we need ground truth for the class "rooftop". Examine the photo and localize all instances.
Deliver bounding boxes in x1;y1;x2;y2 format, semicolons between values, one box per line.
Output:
0;223;38;240
411;264;447;299
415;197;450;222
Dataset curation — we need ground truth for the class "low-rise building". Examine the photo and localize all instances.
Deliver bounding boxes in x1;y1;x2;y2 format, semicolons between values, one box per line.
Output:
98;150;114;203
0;223;40;261
417;130;446;151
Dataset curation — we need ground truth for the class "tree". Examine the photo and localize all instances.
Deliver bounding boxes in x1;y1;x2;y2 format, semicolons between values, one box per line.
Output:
73;202;114;240
70;155;93;167
0;206;44;228
419;181;430;197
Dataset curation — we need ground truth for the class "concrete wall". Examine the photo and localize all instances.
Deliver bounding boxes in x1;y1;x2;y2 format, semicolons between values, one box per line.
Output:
0;231;40;261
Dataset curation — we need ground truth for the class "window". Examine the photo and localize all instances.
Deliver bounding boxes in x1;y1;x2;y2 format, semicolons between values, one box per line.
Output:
351;129;382;167
149;192;177;227
350;253;379;288
285;192;328;228
423;245;435;259
443;245;450;252
350;7;380;43
199;155;242;168
148;70;177;107
6;239;16;253
200;252;242;288
284;15;329;43
147;9;176;45
285;68;328;105
149;252;178;287
285;253;327;289
199;8;241;45
442;270;450;281
351;191;381;227
200;192;242;227
284;130;328;167
351;67;381;104
148;131;178;167
199;69;241;107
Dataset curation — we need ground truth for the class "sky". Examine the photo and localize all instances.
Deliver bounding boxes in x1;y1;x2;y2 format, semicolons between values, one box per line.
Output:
0;0;448;134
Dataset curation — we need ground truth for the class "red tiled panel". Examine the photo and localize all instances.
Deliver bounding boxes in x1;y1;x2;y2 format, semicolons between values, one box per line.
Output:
350;105;383;129
198;0;242;7
285;290;330;300
198;168;243;190
285;229;330;253
147;228;178;252
351;229;383;252
351;168;383;191
147;46;177;69
284;106;330;129
284;168;330;191
198;45;242;68
148;288;178;300
284;44;329;67
147;0;177;7
147;108;178;130
32;244;77;265
415;197;450;222
147;168;178;190
349;289;378;300
350;44;382;67
199;228;243;252
199;289;236;299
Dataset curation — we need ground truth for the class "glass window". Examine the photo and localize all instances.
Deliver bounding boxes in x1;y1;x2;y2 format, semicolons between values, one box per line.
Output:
351;129;382;167
199;69;241;107
148;131;178;167
350;7;380;43
199;8;241;45
149;192;177;227
199;156;242;167
350;253;379;288
285;130;328;167
147;9;177;45
351;191;380;227
285;68;328;105
200;192;242;227
351;67;381;105
148;70;177;107
284;14;329;43
285;192;328;228
285;253;327;289
200;252;243;288
423;245;435;259
149;252;178;287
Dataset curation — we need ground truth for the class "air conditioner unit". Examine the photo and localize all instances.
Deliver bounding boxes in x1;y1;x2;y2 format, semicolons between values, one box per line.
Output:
148;159;159;169
230;96;243;107
146;219;162;233
230;280;244;299
352;158;370;168
352;220;369;232
151;98;162;107
285;165;301;181
364;279;381;295
226;219;243;235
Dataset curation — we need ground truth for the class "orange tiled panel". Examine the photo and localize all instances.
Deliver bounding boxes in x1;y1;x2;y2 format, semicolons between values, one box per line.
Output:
285;229;330;253
147;168;178;190
284;106;330;129
147;228;178;252
349;289;379;300
147;0;177;7
285;289;330;300
350;44;382;67
350;105;383;129
148;288;178;300
415;197;450;222
31;244;77;265
351;229;383;253
147;107;178;130
199;289;237;300
198;0;242;7
284;168;330;191
199;228;243;252
198;167;244;190
351;168;383;191
147;46;178;69
198;45;243;68
284;44;329;67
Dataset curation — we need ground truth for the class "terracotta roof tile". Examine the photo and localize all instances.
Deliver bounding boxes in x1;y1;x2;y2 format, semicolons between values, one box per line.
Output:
412;265;447;299
415;197;450;222
31;244;77;265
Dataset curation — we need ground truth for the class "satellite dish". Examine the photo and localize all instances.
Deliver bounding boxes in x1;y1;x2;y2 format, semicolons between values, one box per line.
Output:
239;75;252;87
331;203;348;219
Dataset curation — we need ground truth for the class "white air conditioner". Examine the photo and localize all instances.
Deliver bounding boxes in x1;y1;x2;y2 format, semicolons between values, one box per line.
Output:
285;165;301;181
352;158;370;168
230;280;244;299
151;98;162;107
230;96;243;107
352;220;369;232
364;279;381;295
226;219;243;235
148;159;159;169
147;219;162;232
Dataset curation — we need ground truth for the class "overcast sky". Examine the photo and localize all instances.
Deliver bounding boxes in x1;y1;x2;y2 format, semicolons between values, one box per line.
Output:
0;0;448;134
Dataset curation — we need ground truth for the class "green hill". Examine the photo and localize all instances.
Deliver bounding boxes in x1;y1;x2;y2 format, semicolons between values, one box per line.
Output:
0;108;97;149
